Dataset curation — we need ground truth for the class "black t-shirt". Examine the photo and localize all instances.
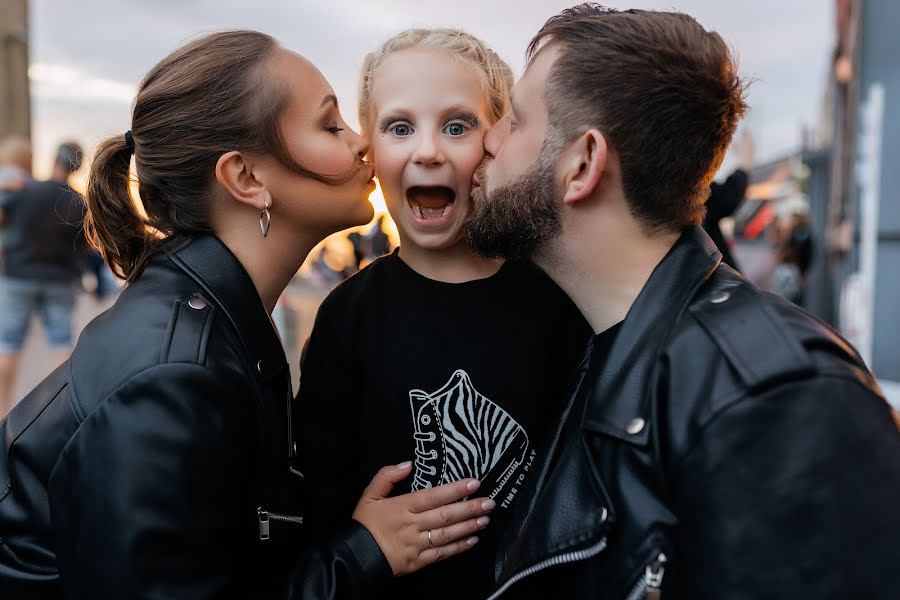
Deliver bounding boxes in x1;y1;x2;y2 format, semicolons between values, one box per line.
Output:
1;180;86;282
495;321;622;599
297;250;591;599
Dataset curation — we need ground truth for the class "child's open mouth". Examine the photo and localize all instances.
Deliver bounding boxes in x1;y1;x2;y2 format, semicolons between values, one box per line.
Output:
406;186;456;221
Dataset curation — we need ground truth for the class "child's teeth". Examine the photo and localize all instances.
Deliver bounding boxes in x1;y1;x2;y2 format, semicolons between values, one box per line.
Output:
410;200;450;220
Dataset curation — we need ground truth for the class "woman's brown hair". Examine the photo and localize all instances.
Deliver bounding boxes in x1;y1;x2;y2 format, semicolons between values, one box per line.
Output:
85;30;330;283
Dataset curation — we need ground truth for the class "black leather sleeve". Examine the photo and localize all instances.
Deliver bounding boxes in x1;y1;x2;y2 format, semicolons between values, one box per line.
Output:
296;293;366;539
47;362;389;599
672;374;900;600
49;363;255;599
285;519;391;599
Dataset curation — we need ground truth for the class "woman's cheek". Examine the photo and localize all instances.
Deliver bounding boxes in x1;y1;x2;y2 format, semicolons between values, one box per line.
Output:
298;138;356;177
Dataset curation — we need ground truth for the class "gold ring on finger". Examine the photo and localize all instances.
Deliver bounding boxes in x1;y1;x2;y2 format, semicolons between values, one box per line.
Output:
427;529;435;549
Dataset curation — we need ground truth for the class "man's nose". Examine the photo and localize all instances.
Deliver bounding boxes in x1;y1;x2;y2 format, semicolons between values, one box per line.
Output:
483;114;508;158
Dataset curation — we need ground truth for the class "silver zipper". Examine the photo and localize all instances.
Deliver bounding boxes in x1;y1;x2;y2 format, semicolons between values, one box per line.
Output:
487;515;609;600
624;552;667;600
257;507;304;541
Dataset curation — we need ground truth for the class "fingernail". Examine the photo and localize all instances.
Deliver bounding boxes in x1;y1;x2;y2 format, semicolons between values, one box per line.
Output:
477;516;490;527
481;499;496;511
396;461;412;470
467;479;481;492
467;537;479;546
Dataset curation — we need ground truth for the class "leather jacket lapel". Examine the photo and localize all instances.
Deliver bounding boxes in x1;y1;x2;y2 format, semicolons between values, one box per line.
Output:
165;234;287;379
494;227;723;592
583;226;721;442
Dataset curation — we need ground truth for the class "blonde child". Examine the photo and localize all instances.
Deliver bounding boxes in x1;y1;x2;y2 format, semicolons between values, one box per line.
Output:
298;29;590;599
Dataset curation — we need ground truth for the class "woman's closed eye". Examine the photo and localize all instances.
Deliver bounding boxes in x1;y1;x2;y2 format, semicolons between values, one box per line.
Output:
325;120;345;134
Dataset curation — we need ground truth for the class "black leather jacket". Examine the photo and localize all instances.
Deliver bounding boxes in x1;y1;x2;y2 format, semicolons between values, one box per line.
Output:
0;235;390;599
491;227;900;600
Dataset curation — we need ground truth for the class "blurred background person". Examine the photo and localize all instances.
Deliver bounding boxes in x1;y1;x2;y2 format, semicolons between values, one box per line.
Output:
0;141;86;418
770;194;815;305
346;215;395;273
347;229;366;271
0;136;34;267
367;214;392;259
81;240;117;300
0;136;32;192
702;132;754;271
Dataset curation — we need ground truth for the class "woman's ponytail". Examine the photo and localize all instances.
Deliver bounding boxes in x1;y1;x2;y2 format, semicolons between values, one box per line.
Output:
83;134;154;283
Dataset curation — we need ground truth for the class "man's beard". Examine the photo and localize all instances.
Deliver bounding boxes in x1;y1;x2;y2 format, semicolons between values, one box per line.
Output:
464;145;562;260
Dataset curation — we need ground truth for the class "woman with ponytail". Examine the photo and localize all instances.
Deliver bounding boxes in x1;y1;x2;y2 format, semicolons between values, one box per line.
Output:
0;31;493;599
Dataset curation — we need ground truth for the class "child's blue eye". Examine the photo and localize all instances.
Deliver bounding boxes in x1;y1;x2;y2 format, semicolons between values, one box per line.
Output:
391;124;412;136
444;123;466;136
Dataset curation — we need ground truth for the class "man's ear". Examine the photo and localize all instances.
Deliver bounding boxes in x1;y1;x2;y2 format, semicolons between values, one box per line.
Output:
561;129;607;206
215;151;270;211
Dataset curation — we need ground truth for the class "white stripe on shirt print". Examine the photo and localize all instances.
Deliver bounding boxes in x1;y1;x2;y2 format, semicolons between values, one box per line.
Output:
409;369;532;503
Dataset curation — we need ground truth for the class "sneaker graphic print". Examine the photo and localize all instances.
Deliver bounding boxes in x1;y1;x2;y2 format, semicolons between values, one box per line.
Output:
409;369;530;500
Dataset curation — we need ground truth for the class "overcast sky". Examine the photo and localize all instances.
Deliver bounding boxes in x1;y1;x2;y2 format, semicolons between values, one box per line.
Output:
27;0;833;178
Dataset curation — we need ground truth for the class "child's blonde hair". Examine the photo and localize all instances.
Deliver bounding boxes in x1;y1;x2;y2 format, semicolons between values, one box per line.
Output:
359;28;514;135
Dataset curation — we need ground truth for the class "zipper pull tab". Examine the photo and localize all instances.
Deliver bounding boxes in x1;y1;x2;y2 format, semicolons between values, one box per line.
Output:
645;553;667;600
258;508;270;541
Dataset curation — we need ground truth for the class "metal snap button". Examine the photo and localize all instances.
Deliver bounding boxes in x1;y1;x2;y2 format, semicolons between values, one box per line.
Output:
710;292;731;304
188;297;207;310
626;418;646;435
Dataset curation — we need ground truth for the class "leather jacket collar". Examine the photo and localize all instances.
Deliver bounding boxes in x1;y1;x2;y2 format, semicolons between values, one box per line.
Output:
492;226;723;595
583;225;721;443
164;234;287;380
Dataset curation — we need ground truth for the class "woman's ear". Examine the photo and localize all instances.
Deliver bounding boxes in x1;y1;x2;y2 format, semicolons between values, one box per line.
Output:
215;151;269;210
561;129;608;206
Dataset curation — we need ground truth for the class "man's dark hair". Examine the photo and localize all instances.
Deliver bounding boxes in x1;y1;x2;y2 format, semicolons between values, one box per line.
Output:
529;4;748;233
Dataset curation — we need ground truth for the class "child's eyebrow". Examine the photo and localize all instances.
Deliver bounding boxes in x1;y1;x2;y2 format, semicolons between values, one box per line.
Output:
378;113;409;133
443;109;480;127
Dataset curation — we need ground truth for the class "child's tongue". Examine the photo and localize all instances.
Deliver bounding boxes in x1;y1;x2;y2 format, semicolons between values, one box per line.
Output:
408;187;454;220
